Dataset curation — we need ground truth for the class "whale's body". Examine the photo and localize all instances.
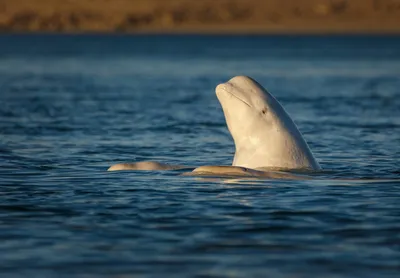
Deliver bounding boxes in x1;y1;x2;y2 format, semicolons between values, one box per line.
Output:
108;76;321;175
217;76;320;170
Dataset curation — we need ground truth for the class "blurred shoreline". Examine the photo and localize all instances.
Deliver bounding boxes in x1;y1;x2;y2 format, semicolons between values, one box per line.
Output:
0;0;400;34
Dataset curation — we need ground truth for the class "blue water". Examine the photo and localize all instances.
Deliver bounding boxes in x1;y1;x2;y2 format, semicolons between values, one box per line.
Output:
0;34;399;277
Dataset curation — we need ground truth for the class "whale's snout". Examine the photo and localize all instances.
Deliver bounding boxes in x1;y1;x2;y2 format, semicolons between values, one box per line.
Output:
216;83;227;94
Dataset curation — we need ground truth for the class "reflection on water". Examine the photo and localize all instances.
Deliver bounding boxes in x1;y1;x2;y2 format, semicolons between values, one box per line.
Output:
0;35;399;277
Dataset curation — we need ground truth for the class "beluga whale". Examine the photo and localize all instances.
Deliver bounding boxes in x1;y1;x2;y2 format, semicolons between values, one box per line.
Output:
108;76;321;177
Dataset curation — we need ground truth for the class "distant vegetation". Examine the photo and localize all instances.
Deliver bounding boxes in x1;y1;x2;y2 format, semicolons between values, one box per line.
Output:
0;0;399;33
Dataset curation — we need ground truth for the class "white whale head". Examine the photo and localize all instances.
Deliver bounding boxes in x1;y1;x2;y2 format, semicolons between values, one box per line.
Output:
216;76;321;170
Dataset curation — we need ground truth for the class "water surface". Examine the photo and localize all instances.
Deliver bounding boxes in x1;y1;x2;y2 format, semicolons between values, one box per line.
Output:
0;35;399;277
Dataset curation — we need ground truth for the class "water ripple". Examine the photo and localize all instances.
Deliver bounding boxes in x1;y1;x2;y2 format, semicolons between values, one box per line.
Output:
0;35;399;277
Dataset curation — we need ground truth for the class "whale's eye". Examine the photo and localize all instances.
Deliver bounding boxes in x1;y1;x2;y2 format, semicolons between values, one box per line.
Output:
261;108;267;114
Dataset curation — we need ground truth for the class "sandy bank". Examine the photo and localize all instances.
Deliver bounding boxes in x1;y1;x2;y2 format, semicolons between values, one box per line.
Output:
0;0;400;33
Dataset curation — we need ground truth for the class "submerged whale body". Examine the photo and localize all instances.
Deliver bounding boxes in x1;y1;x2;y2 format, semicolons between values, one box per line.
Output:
108;76;321;176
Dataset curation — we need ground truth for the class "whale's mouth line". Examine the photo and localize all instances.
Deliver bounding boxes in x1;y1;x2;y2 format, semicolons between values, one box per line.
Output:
224;90;252;108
